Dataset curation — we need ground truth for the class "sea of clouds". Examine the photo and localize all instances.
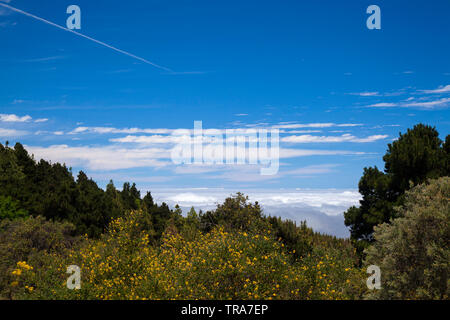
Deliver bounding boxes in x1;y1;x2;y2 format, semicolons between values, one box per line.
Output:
150;188;361;238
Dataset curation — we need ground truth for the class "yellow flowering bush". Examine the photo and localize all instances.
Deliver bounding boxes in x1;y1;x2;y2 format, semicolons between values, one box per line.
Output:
12;210;365;300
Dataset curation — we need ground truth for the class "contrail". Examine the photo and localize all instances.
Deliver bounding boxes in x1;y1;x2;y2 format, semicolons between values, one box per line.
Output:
0;2;173;72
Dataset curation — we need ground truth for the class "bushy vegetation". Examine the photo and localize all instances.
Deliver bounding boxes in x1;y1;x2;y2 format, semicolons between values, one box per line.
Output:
344;124;450;257
0;144;365;300
0;123;448;300
5;209;364;300
0;216;78;299
0;142;174;238
364;177;449;299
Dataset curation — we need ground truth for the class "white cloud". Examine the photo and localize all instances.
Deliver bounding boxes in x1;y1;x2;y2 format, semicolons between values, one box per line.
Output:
279;148;366;158
284;164;339;176
273;123;363;129
153;188;361;217
72;124;362;138
34;118;48;123
174;165;226;175
110;135;183;144
70;126;174;135
0;113;32;122
26;144;171;170
22;141;367;174
350;92;379;97
420;85;450;94
284;130;322;134
403;97;450;109
165;192;218;205
368;102;398;108
0;128;26;136
88;172;173;183
281;134;388;143
368;98;450;109
0;128;28;137
152;187;361;237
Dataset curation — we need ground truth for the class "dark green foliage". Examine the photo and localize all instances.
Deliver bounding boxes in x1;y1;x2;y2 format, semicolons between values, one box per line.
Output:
74;171;111;238
200;192;267;233
180;207;201;240
199;193;326;261
146;201;174;241
105;180;125;220
345;124;449;244
142;191;154;210
0;216;78;298
384;124;448;193
0;143;26;198
364;177;450;299
0;196;28;220
267;216;313;259
344;167;396;242
444;135;450;174
0;142;176;238
121;182;141;211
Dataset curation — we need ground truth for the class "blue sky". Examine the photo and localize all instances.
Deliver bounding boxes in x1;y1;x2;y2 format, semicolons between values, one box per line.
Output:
1;0;449;235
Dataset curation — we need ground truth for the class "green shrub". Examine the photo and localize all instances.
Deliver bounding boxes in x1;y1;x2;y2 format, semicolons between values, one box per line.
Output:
364;177;450;299
0;216;78;299
0;196;28;221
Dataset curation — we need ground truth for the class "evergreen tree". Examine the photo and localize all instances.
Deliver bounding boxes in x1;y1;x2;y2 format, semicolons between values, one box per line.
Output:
344;124;449;247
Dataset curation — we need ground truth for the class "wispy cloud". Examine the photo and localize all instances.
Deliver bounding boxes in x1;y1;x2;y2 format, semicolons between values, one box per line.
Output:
349;92;379;97
279;148;366;158
26;144;171;171
110;135;184;144
0;128;28;137
367;102;398;108
281;134;388;143
283;164;339;176
272;123;363;129
284;130;322;134
0;0;12;17
23;55;65;63
0;20;16;28
402;97;450;108
34;118;48;123
23;141;367;172
419;84;450;94
70;126;174;135
368;98;450;109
